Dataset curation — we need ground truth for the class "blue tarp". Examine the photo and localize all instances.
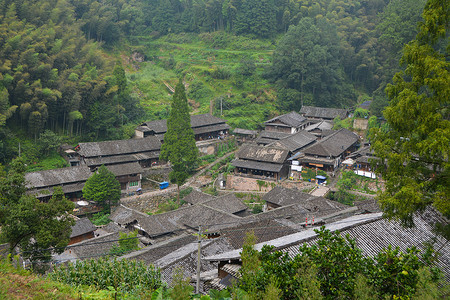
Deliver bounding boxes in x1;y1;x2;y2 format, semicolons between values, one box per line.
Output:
316;175;327;180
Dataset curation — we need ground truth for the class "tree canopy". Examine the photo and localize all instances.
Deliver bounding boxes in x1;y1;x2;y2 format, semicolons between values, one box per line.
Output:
269;17;355;111
235;228;445;299
82;165;121;210
160;79;198;200
0;158;74;263
370;0;449;230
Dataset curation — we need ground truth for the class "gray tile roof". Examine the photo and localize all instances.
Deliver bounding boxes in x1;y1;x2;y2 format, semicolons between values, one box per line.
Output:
192;123;231;135
182;190;215;205
204;211;450;282
157;237;235;287
70;218;97;238
177;205;243;232
300;106;348;120
202;193;248;214
268;131;316;152
264;111;307;128
71;232;120;260
236;144;289;164
105;162;143;177
304;120;333;132
247;204;310;223
77;136;161;158
233;128;258;135
218;218;299;249
120;234;197;264
303;128;359;157
262;186;315;207
140;114;229;135
111;202;244;238
232;159;284;173
259;131;293;139
84;151;160;167
25;165;92;189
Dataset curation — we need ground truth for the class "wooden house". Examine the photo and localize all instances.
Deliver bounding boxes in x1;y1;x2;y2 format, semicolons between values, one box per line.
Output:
135;113;231;141
231;144;290;181
264;111;310;134
255;130;292;146
25;166;92;201
69;217;97;245
77;137;162;169
300;128;359;171
300;106;349;121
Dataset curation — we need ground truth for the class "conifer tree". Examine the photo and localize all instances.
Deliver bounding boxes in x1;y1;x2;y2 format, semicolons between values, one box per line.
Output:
160;79;198;202
82;165;121;212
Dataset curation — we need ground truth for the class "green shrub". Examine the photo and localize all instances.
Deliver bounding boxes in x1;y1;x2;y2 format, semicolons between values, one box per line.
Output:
89;212;111;226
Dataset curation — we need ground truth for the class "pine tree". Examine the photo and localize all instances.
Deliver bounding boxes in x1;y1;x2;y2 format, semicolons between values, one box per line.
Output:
160;79;198;202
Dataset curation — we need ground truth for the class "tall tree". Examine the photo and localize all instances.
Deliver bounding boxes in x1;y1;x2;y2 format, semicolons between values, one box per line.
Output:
82;165;121;212
0;158;74;264
160;79;198;202
370;0;449;232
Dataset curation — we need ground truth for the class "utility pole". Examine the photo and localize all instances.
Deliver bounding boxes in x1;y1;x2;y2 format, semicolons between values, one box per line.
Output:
220;97;223;116
196;225;201;294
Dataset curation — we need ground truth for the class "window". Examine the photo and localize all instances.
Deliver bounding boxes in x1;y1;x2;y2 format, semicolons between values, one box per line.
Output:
129;181;139;187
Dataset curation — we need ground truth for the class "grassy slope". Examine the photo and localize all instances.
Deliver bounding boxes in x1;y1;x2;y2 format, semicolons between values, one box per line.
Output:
127;32;280;129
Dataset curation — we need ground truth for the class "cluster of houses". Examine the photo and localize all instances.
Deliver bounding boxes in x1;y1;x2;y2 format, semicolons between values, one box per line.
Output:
20;105;449;292
25;106;365;204
54;187;449;292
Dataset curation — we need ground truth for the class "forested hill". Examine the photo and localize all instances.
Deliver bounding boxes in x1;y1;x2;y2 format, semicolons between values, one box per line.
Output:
0;0;427;166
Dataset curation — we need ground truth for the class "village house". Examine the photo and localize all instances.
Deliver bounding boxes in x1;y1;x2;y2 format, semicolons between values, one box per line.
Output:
25;162;145;202
25;165;92;201
232;128;258;144
264;111;311;134
69;217;97;245
76;136;162;169
255;130;292;146
299;128;359;171
345;144;376;171
303;120;334;139
231;144;290;181
135;113;231;141
105;162;144;192
267;130;317;154
300;105;349;121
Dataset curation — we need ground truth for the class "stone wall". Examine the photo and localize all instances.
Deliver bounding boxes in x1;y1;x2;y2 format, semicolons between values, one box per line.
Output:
227;175;314;192
120;191;178;213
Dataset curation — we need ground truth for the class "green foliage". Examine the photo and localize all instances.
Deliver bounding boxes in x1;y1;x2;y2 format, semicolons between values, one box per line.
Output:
50;257;162;294
237;227;445;299
38;130;62;156
353;108;369;119
110;230;139;256
0;158;75;264
269;17;355;111
89;212;111;226
301;167;327;182
82;165;121;208
170;268;194;300
370;0;450;230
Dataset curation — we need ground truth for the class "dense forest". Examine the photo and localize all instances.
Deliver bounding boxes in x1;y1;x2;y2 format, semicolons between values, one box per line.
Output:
0;0;429;165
